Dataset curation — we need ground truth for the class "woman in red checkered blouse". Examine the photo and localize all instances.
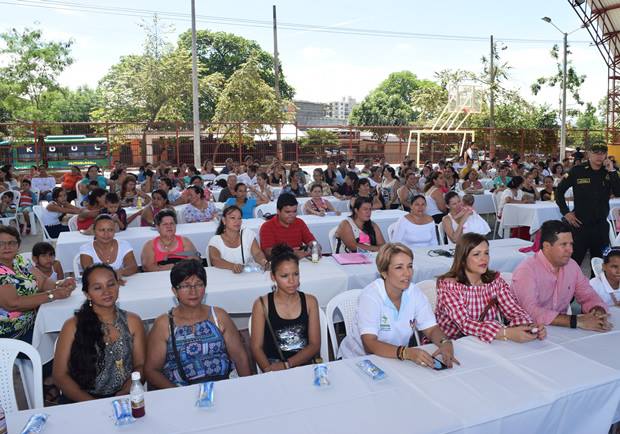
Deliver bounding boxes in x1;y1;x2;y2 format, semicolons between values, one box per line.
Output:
435;233;547;343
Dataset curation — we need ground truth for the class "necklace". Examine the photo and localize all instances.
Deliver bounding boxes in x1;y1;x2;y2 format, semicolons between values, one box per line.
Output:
101;312;124;372
94;240;115;264
159;237;177;251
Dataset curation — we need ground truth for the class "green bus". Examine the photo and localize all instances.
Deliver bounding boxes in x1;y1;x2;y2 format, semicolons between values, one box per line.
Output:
0;135;110;169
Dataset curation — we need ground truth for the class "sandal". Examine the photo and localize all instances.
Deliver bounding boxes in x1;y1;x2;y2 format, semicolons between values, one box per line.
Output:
43;384;60;405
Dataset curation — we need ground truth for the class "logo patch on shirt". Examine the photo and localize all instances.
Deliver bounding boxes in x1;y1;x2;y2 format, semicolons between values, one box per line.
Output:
379;314;391;331
576;178;590;184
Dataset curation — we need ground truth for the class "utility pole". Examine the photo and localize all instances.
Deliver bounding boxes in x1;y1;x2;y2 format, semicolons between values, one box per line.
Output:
273;5;283;160
190;0;201;168
489;35;496;159
560;31;568;161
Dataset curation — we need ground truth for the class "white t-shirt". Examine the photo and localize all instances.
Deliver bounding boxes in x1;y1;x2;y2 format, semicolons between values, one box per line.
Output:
79;239;134;271
589;275;620;306
391;217;438;247
238;173;257;187
498;188;523;216
31;177;56;192
207;228;257;265
338;278;437;359
445;212;491;243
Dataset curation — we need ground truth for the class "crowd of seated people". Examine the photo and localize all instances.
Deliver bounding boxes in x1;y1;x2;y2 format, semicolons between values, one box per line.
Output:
3;148;620;410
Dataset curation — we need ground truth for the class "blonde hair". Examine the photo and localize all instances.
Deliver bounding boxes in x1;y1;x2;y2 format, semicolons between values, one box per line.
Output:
375;242;414;277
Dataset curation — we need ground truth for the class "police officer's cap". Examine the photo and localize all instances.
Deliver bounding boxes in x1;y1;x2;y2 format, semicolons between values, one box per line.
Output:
591;143;608;153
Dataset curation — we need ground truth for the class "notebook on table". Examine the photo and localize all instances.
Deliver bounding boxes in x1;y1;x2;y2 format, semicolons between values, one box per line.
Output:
332;253;373;265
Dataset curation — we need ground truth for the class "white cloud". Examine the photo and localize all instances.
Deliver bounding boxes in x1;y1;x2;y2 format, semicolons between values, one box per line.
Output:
58;59;113;89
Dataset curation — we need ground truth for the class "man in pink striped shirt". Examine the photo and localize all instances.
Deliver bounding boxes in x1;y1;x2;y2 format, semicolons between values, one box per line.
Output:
512;220;612;331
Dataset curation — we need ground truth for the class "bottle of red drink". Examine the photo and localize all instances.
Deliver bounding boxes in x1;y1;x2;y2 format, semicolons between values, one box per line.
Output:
130;371;146;418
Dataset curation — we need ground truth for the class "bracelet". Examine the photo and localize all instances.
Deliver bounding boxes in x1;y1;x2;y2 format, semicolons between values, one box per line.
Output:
570;314;578;329
396;345;404;360
284;360;290;369
502;327;508;341
402;347;408;361
439;337;451;345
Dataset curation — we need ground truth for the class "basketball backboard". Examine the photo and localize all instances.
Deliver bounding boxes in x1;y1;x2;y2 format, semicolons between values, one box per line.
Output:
447;83;483;114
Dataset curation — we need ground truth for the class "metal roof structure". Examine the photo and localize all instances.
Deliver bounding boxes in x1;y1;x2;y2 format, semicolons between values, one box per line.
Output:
571;0;620;144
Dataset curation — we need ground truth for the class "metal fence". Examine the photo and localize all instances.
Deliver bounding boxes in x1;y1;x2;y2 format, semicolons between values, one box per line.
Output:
0;121;608;168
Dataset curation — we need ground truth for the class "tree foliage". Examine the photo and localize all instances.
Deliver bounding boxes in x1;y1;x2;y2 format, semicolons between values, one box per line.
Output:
178;29;294;100
531;44;586;108
0;27;73;119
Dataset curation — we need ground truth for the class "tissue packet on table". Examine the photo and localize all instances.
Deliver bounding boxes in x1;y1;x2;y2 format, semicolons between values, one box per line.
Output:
313;364;330;387
356;359;386;380
196;382;215;408
112;399;135;426
19;413;48;434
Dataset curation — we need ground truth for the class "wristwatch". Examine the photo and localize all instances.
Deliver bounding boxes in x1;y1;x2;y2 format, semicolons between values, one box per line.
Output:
47;290;55;301
439;337;451;345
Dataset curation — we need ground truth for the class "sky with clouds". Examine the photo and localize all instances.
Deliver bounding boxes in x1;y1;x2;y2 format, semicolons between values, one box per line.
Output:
0;0;607;113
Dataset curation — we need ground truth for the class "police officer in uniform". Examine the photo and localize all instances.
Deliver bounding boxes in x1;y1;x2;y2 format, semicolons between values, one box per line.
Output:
556;143;620;265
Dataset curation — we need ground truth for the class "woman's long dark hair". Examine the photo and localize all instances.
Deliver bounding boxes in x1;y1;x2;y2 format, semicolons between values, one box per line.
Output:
69;263;118;390
350;196;377;245
438;233;497;285
215;205;242;235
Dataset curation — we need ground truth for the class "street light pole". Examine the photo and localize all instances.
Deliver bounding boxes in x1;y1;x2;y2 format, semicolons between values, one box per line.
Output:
542;17;584;161
560;31;568;161
191;0;201;168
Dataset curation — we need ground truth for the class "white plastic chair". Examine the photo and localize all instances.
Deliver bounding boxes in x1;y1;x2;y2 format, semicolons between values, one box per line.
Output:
611;207;620;234
328;226;339;254
492;190;503;239
436;222;447;246
387;222;398;242
32;205;53;242
0;338;43;414
68;214;79;231
325;289;362;358
0;190;20;228
416;279;438;312
609;220;616;246
248;306;330;371
254;203;276;218
591;257;604;280
73;253;83;279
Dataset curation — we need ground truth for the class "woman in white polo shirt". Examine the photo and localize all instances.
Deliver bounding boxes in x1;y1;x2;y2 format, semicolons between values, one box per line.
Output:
339;243;459;368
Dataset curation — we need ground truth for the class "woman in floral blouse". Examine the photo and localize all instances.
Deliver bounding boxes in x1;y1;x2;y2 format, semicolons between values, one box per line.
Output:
0;225;76;342
182;185;219;223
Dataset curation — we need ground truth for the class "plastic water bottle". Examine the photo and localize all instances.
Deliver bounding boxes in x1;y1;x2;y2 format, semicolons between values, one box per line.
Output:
310;241;320;263
130;371;146;418
136;196;143;210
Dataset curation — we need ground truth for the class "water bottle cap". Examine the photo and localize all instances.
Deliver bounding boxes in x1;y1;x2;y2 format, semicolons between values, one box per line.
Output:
131;371;141;381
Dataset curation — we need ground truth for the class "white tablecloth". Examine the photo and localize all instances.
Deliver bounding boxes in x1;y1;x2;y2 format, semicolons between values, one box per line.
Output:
10;337;620;434
340;238;532;290
252;196;351;217
458;190;495;215
501;198;620;235
32;259;350;363
55;210;407;268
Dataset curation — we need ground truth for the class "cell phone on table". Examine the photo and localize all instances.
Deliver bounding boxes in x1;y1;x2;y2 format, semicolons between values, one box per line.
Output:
432;356;448;371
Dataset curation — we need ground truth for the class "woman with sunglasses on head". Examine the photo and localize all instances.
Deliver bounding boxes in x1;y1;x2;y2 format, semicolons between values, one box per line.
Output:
250;244;321;371
53;263;146;402
334;197;386;253
435;233;546;343
339;243;458;368
144;259;251;388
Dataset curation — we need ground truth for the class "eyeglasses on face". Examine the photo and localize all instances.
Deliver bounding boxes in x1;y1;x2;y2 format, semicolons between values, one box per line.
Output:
176;283;205;292
0;240;19;248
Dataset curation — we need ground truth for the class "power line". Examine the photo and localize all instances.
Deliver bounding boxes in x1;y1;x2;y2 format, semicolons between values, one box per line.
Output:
2;0;593;45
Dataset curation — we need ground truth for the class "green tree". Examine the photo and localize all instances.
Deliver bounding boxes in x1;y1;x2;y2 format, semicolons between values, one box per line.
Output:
15;86;97;122
212;57;290;161
178;29;294;116
92;16;225;159
0;27;73;119
531;44;586;113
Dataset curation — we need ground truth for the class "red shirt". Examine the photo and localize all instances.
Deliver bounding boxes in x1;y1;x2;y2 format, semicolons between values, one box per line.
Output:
259;216;315;251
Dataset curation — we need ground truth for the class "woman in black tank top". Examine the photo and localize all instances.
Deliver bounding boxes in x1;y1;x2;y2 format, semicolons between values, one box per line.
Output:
250;244;321;371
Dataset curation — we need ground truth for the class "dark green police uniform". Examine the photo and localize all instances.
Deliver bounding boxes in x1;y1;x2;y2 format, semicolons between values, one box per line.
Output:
556;147;620;265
